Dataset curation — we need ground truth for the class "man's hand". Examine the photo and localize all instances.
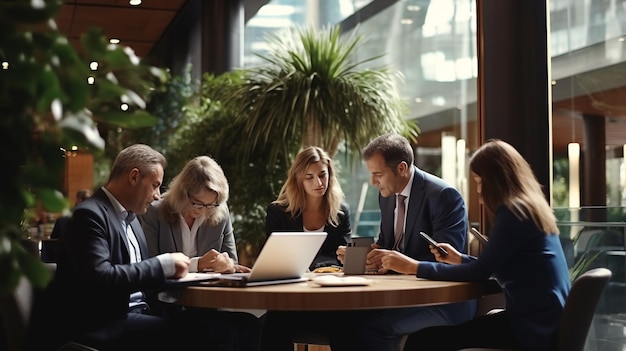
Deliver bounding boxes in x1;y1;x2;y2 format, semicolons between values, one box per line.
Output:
368;249;418;275
170;252;191;278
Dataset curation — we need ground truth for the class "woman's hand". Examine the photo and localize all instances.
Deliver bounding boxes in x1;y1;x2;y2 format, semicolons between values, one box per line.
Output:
199;249;235;273
234;264;251;273
430;243;463;265
336;245;347;264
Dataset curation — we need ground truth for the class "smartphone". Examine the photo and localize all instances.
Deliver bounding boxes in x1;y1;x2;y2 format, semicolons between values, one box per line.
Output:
419;232;448;256
470;228;489;246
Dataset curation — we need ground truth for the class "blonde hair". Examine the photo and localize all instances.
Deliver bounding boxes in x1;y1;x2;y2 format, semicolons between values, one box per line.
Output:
469;139;559;235
273;146;344;227
159;156;229;226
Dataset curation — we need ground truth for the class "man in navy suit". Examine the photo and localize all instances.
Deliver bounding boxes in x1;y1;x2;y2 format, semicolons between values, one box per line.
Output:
333;133;475;351
32;144;259;351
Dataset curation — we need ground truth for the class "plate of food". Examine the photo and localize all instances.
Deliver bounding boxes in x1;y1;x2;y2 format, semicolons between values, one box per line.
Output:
312;266;343;274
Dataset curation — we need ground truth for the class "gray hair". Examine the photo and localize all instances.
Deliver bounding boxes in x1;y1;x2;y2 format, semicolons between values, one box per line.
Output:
108;144;166;182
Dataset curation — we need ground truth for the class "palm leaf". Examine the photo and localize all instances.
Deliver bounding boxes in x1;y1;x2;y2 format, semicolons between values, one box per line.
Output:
227;24;418;165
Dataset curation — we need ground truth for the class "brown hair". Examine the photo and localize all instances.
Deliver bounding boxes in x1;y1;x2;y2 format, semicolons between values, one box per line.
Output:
469;139;558;235
363;133;414;175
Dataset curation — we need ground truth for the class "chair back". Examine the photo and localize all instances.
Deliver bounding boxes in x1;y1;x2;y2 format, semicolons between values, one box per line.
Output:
556;267;611;351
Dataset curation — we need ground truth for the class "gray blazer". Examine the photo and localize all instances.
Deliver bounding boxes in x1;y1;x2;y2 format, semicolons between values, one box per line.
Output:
140;198;239;264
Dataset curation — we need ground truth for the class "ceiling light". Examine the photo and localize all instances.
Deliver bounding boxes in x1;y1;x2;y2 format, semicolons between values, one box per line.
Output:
1;61;8;69
87;76;95;85
109;38;120;44
129;0;141;5
401;19;413;25
121;103;129;111
89;61;98;71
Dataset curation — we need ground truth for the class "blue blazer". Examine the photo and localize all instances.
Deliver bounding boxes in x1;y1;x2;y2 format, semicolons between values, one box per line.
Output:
52;189;167;335
418;205;571;350
265;202;352;269
140;198;239;264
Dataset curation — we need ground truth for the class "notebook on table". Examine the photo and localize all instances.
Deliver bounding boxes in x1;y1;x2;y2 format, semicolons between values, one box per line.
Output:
213;232;328;287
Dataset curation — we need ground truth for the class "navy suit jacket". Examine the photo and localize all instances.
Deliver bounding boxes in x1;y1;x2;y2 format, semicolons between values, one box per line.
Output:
140;198;239;265
377;166;468;259
376;166;474;325
265;202;352;269
52;189;166;335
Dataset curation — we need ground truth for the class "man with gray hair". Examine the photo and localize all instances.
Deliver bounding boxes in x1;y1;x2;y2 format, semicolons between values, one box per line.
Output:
31;144;260;351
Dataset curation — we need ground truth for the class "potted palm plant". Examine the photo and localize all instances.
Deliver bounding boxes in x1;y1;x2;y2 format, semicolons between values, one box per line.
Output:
0;0;167;296
228;25;419;163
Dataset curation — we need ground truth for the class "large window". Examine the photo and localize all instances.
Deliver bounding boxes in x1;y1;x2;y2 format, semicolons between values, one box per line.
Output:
245;2;626;347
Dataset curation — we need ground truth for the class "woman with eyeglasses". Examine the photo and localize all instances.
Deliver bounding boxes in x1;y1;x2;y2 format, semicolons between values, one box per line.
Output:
141;155;250;274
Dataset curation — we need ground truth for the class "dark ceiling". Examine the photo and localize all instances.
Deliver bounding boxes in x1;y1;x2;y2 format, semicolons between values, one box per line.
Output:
56;0;186;58
53;0;626;154
55;0;268;58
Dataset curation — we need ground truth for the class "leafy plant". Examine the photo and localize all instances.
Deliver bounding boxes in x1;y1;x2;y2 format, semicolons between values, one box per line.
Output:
228;24;419;165
164;71;287;261
0;0;167;296
569;250;601;282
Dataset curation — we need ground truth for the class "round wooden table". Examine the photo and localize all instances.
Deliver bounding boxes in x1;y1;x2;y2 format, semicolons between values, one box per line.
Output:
174;273;489;311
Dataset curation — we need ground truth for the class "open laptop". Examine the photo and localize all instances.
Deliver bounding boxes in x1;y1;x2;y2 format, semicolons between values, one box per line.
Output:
214;232;327;287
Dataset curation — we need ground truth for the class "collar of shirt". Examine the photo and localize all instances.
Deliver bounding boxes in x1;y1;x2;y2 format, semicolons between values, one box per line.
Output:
101;186;131;224
397;166;415;200
178;213;203;257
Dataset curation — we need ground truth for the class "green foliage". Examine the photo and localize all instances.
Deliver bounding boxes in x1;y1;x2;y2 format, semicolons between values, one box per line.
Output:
165;71;289;254
569;250;602;282
0;0;167;295
227;25;419;165
130;64;197;154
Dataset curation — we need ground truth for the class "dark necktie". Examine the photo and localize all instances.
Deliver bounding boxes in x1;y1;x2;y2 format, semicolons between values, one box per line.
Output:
393;194;407;252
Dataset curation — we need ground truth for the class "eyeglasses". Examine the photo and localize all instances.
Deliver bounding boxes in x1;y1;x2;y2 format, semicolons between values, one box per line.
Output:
187;193;219;209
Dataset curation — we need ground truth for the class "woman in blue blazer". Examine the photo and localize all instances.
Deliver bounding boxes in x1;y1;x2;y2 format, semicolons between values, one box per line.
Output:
378;140;571;351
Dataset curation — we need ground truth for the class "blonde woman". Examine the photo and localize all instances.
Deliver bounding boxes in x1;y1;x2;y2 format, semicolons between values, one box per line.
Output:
142;155;249;274
265;146;352;270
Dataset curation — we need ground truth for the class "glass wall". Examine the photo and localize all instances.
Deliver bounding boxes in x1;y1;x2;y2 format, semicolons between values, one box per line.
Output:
243;0;479;233
244;1;626;349
550;0;626;349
